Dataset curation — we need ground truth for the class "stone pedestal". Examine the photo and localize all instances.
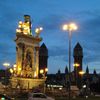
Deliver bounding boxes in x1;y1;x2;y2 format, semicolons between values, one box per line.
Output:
10;77;45;89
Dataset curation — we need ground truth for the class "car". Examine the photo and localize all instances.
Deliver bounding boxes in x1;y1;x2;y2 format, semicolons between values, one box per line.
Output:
28;92;55;100
0;94;13;100
15;92;28;100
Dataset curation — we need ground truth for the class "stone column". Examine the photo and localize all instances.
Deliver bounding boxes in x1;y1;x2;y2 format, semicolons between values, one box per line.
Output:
35;46;40;78
16;45;18;75
17;45;22;75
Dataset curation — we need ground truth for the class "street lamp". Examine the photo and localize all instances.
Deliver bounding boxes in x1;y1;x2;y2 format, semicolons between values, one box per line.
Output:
79;70;85;76
40;69;44;76
10;68;13;75
62;23;78;100
3;63;10;68
79;70;85;88
73;63;80;86
35;27;43;37
40;68;48;93
45;68;48;73
40;68;48;79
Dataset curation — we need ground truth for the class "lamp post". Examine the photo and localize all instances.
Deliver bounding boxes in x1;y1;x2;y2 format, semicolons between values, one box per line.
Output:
79;70;85;88
63;23;78;100
79;70;85;78
35;27;43;37
40;68;48;93
73;63;80;86
3;62;10;85
9;64;17;77
13;63;17;76
10;68;13;76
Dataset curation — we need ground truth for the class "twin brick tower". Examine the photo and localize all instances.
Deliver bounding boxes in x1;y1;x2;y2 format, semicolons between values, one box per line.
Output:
10;15;83;89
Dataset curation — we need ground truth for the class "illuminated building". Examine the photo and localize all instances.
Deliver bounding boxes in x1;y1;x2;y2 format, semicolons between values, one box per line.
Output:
10;15;45;89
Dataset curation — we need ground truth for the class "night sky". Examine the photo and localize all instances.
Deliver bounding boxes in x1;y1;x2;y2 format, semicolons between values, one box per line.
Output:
0;0;100;74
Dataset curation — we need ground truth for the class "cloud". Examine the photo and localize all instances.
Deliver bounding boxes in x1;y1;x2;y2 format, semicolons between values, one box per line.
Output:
0;0;100;73
0;41;16;68
37;14;64;31
49;46;67;56
39;10;100;68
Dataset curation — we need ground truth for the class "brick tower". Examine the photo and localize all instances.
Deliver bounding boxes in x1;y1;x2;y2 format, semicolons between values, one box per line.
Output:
39;43;48;76
73;42;83;86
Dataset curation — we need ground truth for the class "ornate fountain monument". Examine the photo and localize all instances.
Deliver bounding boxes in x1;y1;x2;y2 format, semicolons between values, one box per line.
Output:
10;15;45;89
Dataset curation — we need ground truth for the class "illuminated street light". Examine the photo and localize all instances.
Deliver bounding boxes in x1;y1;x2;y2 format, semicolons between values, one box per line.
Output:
40;69;44;74
79;70;85;88
79;70;85;76
10;68;13;75
13;63;17;68
12;63;17;76
73;63;80;86
73;63;80;67
13;63;17;71
63;23;78;31
3;63;10;68
35;27;43;33
40;68;48;78
62;22;78;100
35;27;43;37
40;68;48;93
45;68;48;74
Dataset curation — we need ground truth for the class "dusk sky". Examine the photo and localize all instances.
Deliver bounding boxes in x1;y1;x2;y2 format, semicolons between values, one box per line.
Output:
0;0;100;74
